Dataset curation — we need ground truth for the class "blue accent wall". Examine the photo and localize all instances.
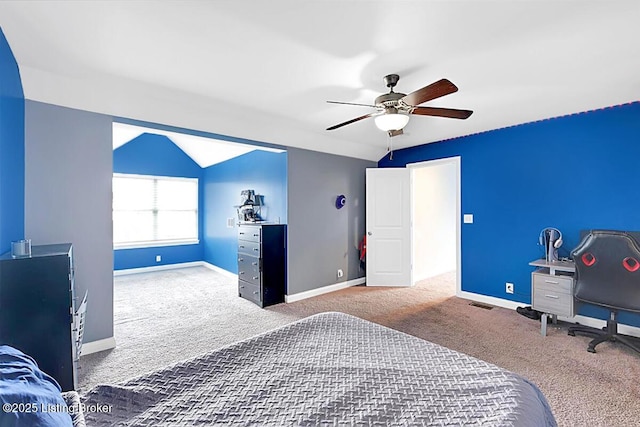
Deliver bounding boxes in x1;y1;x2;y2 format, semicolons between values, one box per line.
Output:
0;28;25;254
203;150;287;273
113;133;204;269
379;102;640;327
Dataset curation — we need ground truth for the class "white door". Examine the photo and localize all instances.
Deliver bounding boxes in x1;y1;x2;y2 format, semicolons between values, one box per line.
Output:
366;168;412;286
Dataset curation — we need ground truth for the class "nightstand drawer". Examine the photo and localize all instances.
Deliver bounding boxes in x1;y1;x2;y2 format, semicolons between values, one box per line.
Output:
532;272;573;293
532;287;573;317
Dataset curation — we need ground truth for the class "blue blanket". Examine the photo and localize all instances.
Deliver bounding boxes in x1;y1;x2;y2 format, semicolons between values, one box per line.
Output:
0;345;72;427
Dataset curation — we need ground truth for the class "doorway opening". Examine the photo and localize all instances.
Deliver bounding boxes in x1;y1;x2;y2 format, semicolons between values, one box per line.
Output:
409;157;461;297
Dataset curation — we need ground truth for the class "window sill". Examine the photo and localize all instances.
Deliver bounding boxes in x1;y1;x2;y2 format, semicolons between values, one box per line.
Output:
114;239;200;250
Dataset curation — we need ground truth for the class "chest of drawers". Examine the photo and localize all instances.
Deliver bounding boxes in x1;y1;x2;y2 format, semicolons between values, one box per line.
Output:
0;244;78;391
237;224;286;307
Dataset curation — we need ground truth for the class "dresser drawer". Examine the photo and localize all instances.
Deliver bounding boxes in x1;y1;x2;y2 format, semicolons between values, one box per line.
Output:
239;280;261;304
239;266;261;287
238;240;261;256
238;255;260;279
532;272;573;293
238;227;261;243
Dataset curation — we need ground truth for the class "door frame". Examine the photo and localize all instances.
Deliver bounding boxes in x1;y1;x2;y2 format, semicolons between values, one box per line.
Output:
406;156;462;296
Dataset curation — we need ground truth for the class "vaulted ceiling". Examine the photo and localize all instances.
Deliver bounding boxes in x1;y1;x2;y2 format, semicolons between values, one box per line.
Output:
1;1;638;161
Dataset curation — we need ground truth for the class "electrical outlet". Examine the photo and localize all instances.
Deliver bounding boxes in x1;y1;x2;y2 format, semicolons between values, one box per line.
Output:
156;255;162;263
506;282;514;294
337;269;344;278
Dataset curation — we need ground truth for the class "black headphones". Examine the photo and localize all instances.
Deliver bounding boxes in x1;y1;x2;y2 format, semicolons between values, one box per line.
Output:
539;227;563;248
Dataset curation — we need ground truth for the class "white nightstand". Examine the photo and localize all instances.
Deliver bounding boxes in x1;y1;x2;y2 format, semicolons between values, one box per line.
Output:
528;259;576;336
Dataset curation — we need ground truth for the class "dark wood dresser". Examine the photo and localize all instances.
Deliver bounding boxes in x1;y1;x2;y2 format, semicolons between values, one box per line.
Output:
237;224;286;307
0;243;78;391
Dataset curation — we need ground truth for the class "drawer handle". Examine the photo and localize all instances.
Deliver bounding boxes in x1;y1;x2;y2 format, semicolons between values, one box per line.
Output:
252;276;259;280
239;285;245;289
239;245;245;249
238;258;244;262
239;232;245;235
239;271;245;275
544;280;560;284
253;234;259;237
253;248;259;252
544;294;560;299
252;262;258;266
253;291;259;295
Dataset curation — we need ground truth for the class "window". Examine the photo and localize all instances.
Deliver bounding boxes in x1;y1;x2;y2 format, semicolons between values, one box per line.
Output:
113;174;198;248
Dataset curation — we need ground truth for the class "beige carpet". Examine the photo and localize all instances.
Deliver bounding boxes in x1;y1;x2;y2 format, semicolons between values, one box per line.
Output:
79;267;640;426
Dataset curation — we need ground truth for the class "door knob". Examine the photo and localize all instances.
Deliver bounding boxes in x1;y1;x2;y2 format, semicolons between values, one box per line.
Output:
367;231;372;236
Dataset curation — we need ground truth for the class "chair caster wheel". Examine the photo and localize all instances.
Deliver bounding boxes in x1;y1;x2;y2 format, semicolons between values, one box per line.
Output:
587;347;596;353
568;331;575;336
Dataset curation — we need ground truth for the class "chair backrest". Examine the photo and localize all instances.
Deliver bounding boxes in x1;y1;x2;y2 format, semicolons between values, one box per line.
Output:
572;230;640;313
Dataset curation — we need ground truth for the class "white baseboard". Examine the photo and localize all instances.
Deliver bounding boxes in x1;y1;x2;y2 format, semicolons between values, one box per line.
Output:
286;277;365;303
201;262;237;279
113;261;222;276
80;336;116;356
459;290;640;339
558;314;640;338
457;290;524;310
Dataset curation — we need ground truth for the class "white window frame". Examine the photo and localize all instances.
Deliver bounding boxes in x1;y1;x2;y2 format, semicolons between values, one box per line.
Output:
113;173;199;250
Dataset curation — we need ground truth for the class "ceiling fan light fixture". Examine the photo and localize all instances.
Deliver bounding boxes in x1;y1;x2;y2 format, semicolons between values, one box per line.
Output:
374;111;410;132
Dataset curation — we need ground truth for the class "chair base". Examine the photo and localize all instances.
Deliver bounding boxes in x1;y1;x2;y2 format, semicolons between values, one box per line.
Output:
568;315;640;355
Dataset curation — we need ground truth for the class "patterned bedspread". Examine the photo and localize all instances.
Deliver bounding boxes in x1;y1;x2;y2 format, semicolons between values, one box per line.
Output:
83;312;556;426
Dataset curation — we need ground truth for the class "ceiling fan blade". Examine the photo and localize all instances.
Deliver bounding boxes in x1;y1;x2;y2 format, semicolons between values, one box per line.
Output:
388;129;403;137
326;113;375;130
327;100;378;108
411;106;473;119
402;79;458;107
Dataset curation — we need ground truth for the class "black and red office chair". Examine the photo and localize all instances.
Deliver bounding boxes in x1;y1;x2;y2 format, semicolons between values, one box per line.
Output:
568;230;640;354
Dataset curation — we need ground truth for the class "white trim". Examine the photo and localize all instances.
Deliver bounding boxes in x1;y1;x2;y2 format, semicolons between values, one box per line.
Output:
286;277;366;303
558;314;640;339
114;239;200;250
406;157;462;293
458;290;640;339
113;172;199;182
201;262;238;279
457;290;524;310
114;261;204;276
80;336;116;356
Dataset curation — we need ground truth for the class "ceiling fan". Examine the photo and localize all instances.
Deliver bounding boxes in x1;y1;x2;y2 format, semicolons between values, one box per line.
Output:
326;74;473;137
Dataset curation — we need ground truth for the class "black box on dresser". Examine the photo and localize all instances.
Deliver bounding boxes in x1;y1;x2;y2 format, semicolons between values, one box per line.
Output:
237;224;286;308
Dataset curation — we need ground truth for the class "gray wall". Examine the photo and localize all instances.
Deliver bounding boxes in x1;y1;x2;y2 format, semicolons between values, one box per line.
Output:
25;100;113;343
287;147;375;295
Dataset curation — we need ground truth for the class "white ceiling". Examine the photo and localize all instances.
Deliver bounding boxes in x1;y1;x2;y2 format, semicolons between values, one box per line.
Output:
113;122;285;168
1;1;638;161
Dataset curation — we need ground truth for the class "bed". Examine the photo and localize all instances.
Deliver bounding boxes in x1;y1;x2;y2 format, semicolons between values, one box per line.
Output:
82;312;556;426
0;345;86;427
